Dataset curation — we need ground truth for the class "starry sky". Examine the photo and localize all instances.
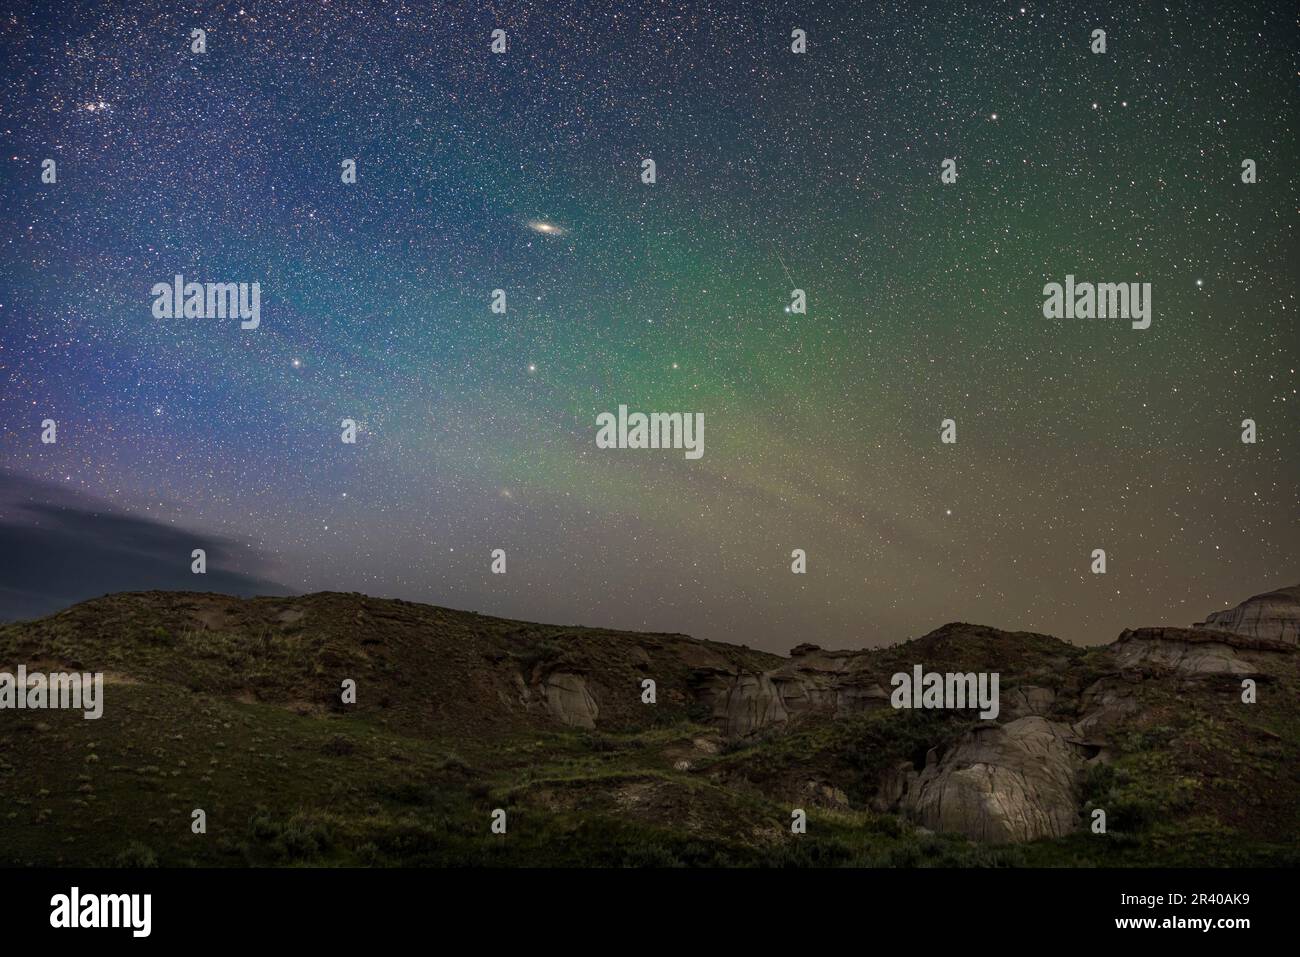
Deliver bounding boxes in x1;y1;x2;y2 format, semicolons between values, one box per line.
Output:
0;0;1296;650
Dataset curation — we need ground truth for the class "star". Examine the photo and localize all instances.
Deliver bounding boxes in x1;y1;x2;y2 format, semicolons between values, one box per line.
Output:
1;0;1290;658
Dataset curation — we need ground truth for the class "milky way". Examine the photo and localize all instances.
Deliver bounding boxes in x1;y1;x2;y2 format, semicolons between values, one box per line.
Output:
0;1;1295;649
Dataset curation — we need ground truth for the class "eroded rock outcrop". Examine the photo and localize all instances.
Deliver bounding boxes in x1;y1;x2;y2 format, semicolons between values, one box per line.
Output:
691;645;891;737
780;644;891;716
515;668;600;728
1112;626;1292;675
1003;685;1056;719
1194;584;1300;645
693;670;789;737
886;716;1083;843
1075;676;1141;736
542;671;599;728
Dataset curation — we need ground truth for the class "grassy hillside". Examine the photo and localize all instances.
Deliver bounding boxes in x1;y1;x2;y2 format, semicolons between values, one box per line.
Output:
1;591;1296;867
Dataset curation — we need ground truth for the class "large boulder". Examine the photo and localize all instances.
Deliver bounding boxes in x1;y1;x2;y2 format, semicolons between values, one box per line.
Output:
541;671;599;728
892;716;1082;843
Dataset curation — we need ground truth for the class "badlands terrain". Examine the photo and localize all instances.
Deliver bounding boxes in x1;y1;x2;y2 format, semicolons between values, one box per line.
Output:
0;584;1296;867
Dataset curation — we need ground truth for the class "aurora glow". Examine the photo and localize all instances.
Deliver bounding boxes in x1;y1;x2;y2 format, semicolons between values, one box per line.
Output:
0;1;1295;649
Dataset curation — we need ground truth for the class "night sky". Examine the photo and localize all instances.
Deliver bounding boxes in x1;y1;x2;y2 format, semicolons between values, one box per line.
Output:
1;1;1296;650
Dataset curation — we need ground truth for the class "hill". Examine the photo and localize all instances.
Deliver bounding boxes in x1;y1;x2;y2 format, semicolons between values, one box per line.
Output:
1;589;1296;867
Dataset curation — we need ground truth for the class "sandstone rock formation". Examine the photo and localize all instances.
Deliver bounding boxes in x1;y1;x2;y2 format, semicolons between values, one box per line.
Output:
693;670;789;738
689;644;893;737
1112;626;1292;675
1003;685;1056;719
1194;584;1300;644
501;600;1298;844
1074;676;1141;736
514;668;600;728
541;671;599;728
886;716;1083;843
